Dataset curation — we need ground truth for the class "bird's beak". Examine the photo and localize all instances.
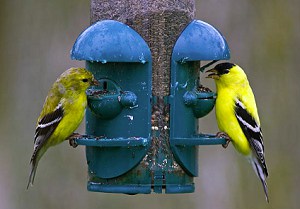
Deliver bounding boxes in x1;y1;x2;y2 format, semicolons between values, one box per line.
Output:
206;68;220;79
91;78;100;86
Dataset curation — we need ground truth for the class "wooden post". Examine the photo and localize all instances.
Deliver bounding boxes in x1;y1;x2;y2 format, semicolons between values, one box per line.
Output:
91;0;195;185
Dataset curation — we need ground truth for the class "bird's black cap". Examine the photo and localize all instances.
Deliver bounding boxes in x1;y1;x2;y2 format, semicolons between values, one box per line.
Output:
214;62;236;75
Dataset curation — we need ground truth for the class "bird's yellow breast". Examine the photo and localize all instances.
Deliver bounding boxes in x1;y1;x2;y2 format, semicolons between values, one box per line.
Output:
48;93;87;146
215;89;252;155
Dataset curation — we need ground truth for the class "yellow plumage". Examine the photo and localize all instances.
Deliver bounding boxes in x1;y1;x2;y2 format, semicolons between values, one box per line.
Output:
27;67;98;189
214;67;258;155
207;62;269;202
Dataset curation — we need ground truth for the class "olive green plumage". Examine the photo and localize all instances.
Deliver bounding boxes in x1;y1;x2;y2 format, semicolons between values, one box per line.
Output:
27;67;98;189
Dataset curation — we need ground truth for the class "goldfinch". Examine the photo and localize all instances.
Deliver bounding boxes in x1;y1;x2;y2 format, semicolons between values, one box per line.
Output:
27;67;98;189
206;62;269;202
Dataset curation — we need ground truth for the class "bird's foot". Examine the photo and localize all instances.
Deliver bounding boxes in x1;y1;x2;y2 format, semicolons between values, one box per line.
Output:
68;133;82;148
216;132;232;148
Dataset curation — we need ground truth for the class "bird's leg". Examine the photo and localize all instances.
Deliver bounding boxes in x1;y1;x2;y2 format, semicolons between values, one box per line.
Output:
216;132;232;148
67;133;83;148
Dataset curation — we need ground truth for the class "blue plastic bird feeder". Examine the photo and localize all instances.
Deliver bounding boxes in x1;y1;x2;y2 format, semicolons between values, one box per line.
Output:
71;19;230;194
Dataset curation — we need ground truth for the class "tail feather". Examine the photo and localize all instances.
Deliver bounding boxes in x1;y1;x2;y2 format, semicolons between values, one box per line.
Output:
261;179;269;203
250;157;269;203
27;159;38;189
27;141;46;189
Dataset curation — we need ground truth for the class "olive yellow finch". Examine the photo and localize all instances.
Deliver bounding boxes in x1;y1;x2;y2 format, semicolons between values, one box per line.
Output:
27;67;98;189
207;62;269;202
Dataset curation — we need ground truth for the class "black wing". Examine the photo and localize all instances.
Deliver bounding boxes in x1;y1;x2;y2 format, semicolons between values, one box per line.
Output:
235;99;268;177
31;103;64;161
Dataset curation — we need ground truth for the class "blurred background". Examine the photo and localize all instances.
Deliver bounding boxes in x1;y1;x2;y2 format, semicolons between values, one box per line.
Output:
0;0;299;208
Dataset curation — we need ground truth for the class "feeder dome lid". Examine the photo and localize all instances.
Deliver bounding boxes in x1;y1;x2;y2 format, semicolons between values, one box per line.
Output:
173;20;230;61
71;20;151;63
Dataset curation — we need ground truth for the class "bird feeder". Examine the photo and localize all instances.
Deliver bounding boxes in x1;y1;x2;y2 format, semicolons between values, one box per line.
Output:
70;19;230;194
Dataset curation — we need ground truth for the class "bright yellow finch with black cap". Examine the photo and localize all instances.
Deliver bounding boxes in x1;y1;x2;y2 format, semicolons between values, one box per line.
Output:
206;62;269;202
27;67;98;189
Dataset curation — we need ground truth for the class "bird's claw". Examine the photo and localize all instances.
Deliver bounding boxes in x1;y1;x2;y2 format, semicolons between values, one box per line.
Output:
216;132;231;148
68;133;82;148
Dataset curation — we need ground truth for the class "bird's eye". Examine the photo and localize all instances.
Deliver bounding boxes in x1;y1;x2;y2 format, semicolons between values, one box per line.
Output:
82;78;88;83
222;69;230;74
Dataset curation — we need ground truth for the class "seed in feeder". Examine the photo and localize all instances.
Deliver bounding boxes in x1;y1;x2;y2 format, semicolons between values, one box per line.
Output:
198;85;212;92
